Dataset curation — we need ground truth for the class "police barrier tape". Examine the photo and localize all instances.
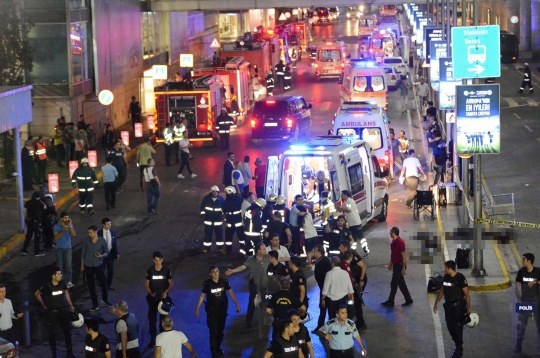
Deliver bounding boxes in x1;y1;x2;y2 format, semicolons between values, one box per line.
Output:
474;217;540;229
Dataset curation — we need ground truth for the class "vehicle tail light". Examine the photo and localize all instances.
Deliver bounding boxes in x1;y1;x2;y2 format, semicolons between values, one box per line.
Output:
251;119;257;128
267;100;275;104
391;75;396;80
287;118;293;128
314;64;318;68
341;63;345;67
5;348;18;358
384;150;390;164
370;49;373;53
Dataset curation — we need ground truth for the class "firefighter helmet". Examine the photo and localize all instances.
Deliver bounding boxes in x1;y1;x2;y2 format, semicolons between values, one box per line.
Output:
255;198;266;207
268;193;278;203
70;312;84;328
276;195;286;205
80;157;88;164
224;186;236;195
210;185;220;192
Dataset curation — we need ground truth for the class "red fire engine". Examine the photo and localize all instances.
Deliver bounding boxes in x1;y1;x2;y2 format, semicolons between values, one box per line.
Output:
221;35;280;78
154;75;224;146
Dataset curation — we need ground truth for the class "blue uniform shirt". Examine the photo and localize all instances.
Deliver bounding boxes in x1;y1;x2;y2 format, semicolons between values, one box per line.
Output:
290;204;299;228
320;318;358;350
101;163;118;183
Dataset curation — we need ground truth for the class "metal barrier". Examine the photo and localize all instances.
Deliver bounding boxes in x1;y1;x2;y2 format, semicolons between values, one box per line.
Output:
486;193;515;228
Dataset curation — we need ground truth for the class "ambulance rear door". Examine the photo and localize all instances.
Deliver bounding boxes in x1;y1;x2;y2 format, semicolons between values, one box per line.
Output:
355;143;374;222
265;155;280;199
342;145;369;221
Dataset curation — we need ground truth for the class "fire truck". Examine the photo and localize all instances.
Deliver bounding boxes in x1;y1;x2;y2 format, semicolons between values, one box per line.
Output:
193;56;251;117
221;35;280;79
154;75;224;146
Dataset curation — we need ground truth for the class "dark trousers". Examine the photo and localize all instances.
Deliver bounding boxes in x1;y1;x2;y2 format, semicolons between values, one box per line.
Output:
207;307;228;352
388;263;412;304
444;301;466;349
290;226;301;256
520;80;533;90
84;265;108;307
55;144;64;166
104;181;117;207
354;279;367;327
329;348;354;358
23;221;42;255
349;225;368;254
246;281;258;325
517;311;540;347
36;159;47;184
220;133;230;150
276;75;284;88
147;295;170;340
317;292;329;329
256;186;264;199
178;151;192;175
243;185;250;194
328;295;348;319
78;190;94;212
205;224;224;247
116;348;141;358
114;164;126;189
22;165;35;190
164;144;172;165
42;219;55;249
434;165;446;184
139;165;148;189
0;327;14;342
104;255;115;288
46;309;73;355
172;142;180;163
225;225;245;253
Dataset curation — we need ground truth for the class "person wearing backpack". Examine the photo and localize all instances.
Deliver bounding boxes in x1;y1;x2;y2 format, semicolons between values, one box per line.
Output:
433;141;448;185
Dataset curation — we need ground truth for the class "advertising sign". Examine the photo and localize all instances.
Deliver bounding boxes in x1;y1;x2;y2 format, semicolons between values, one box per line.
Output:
147;115;154;130
48;174;59;193
439;57;454;81
121;131;130;146
439;80;461;110
423;27;443;63
456;84;500;154
451;25;501;79
69;161;79;180
134;123;143;138
87;150;98;168
446;112;456;123
429;40;448;83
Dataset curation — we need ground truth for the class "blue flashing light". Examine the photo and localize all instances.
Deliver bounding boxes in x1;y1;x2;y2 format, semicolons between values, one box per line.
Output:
290;145;308;151
353;61;376;67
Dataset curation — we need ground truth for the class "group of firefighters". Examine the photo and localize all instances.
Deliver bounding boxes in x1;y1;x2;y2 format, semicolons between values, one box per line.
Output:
266;60;294;96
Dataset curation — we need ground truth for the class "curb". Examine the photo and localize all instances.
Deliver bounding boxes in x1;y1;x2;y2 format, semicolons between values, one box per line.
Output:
0;234;25;261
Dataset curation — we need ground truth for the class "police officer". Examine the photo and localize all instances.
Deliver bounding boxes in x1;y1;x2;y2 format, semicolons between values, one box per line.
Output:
324;215;354;256
195;265;241;358
266;70;275;96
223;186;246;255
200;186;225;254
145;251;173;348
172;119;183;164
216;109;233;151
243;198;266;255
266;278;306;338
275;60;286;89
339;240;367;331
107;140;127;191
273;196;290;224
513;252;540;353
283;66;292;91
71;157;98;216
264;318;303;358
84;317;111;358
267;250;290;293
433;260;472;358
34;266;77;358
22;191;46;256
163;123;174;166
289;256;309;312
262;193;278;231
264;212;292;248
518;63;534;94
317;305;367;357
289;309;315;358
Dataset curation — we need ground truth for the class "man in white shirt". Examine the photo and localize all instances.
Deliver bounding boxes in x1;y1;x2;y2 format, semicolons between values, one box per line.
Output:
0;285;23;342
415;78;429;107
335;190;370;258
321;256;355;318
154;316;196;358
400;149;427;208
241;156;253;194
266;234;290;262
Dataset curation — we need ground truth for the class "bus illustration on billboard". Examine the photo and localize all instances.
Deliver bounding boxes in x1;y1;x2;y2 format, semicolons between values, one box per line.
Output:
467;45;487;64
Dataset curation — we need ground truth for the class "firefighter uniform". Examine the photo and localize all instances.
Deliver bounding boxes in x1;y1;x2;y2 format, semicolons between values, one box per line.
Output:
200;187;225;253
261;201;276;230
35;140;48;184
223;188;246;254
163;125;174;166
519;63;534;93
71;158;98;215
172;121;183;163
275;61;286;89
216;110;233;151
291;50;298;70
283;67;292;91
273;201;291;225
243;199;265;255
266;72;275;96
325;225;352;256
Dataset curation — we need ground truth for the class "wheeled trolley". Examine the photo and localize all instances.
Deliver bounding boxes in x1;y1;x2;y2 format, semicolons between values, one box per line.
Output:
413;186;435;220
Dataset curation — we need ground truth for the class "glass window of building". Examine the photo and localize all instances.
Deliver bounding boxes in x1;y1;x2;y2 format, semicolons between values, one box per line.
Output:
27;24;68;84
70;23;89;84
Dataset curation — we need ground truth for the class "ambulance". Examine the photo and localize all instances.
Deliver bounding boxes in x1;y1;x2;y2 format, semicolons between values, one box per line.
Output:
312;40;350;80
332;101;391;171
339;60;388;110
357;15;379;37
368;30;397;61
264;136;389;233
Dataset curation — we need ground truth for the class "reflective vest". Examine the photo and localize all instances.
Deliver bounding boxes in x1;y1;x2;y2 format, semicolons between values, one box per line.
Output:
216;114;233;134
223;194;244;228
35;142;47;161
163;128;173;145
321;199;336;226
266;75;275;89
71;166;98;192
200;193;224;226
50;127;63;145
173;125;183;142
243;204;263;237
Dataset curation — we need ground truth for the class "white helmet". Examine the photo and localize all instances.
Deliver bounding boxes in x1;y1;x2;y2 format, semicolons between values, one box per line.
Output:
268;193;278;203
276;195;286;205
80;157;89;164
70;312;84;328
255;198;267;207
224;186;236;195
158;300;175;315
467;313;479;327
210;185;220;192
299;312;311;324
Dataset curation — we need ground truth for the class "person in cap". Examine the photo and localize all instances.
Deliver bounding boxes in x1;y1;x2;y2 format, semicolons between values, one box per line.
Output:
216;109;233;150
518;63;533;94
72;157;99;216
200;186;225;254
22;191;47;257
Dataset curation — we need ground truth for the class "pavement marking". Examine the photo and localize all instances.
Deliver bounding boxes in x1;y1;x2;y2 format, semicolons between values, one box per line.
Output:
502;97;519;107
513;112;521;120
537;138;540;143
524;125;533;132
526;98;538;106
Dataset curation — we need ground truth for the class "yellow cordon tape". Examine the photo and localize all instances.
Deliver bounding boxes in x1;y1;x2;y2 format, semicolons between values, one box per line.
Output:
474;217;540;229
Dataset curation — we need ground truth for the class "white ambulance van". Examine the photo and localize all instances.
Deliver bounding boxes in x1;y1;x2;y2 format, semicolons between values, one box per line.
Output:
332;101;391;172
264;137;389;232
339;60;388;110
313;40;350;79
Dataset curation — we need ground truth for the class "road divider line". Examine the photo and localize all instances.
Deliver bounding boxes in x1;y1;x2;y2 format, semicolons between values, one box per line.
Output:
526;98;538;107
536;138;540;143
524;125;533;132
425;264;446;358
513;113;521;120
503;97;519;107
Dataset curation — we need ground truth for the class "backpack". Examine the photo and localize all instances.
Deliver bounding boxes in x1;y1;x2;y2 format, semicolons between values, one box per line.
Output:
456;248;470;269
427;275;444;293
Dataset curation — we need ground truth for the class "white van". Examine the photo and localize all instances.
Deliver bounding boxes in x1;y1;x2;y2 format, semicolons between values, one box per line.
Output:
313;40;350;79
264;137;389;231
332;101;391;172
339;60;388;110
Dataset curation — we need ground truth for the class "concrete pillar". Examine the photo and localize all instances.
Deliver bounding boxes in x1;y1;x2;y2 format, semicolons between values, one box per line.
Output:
521;0;532;51
533;0;540;59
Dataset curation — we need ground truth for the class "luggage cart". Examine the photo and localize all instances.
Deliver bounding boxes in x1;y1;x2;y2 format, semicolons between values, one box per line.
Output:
413;186;435;220
487;193;515;227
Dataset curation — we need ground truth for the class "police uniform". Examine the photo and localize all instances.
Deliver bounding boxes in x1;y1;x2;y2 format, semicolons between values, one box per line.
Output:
266;73;275;96
84;332;111;358
267;263;290;293
341;250;367;328
441;272;468;353
38;280;74;357
243;203;263;255
325;226;352;256
267;335;301;357
267;290;304;338
294;324;312;358
108;148;126;189
223;193;246;254
265;220;290;246
202;277;232;356
145;265;172;342
71;164;99;214
200;193;225;251
291;269;308;308
23;196;45;255
162;126;174;166
320;318;359;358
515;266;540;348
273;205;291;224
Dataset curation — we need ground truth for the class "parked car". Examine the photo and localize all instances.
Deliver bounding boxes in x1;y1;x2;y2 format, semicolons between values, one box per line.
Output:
382;56;409;76
384;66;401;90
0;338;18;358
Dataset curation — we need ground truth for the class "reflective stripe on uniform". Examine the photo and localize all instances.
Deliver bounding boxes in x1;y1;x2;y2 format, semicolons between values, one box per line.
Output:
203;242;212;246
79;188;86;192
204;221;212;225
87;188;94;191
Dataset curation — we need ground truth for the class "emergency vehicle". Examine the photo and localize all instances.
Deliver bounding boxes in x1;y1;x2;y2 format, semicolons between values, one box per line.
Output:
368;30;397;61
193;56;251;117
154;75;224;146
332;101;391;172
339;60;388;110
264;136;389;233
357;15;378;37
221;35;280;79
313;40;350;80
379;4;398;17
294;20;312;52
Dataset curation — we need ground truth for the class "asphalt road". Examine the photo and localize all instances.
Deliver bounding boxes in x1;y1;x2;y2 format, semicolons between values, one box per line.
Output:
2;16;540;358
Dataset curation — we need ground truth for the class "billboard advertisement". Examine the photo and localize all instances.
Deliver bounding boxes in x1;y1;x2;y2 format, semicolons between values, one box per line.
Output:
439;57;461;110
456;84;500;155
423;27;443;63
92;0;143;92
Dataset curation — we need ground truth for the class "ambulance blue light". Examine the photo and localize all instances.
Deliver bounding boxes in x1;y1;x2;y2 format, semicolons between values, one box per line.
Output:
290;145;308;151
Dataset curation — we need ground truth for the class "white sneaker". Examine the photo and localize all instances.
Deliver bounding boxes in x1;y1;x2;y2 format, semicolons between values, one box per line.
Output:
191;173;197;178
67;282;75;288
177;174;185;179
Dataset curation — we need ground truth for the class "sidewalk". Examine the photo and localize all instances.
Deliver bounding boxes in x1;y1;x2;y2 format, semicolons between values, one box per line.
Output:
0;121;143;260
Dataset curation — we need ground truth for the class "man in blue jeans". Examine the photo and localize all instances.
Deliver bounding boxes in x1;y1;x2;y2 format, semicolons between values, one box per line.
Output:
53;212;76;288
143;158;161;214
